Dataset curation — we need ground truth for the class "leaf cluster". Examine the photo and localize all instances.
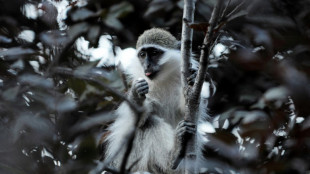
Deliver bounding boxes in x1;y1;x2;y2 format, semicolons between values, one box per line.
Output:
199;0;310;173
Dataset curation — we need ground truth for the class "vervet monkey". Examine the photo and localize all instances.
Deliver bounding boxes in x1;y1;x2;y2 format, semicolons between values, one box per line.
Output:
104;28;208;174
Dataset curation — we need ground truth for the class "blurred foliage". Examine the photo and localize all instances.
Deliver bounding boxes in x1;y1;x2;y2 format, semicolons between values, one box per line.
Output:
0;0;309;174
203;0;310;173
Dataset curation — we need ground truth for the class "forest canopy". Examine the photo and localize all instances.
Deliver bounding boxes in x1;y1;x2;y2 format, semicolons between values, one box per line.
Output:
0;0;310;173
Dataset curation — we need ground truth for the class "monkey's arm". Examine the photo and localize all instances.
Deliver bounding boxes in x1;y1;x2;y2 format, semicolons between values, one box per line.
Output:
127;78;154;128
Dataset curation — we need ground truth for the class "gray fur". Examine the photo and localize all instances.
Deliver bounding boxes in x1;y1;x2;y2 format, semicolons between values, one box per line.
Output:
136;28;179;50
104;29;208;174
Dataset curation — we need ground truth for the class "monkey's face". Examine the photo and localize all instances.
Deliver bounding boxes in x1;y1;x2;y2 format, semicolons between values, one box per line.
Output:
137;46;164;79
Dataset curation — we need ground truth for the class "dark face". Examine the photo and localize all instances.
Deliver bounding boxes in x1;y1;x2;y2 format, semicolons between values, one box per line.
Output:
137;47;164;79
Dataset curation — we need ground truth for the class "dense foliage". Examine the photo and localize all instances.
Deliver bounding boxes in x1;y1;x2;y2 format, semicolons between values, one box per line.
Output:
0;0;309;173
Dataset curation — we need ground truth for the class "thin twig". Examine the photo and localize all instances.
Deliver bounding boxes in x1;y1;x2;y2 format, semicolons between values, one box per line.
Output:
215;0;246;33
220;0;232;21
192;0;224;102
225;0;246;20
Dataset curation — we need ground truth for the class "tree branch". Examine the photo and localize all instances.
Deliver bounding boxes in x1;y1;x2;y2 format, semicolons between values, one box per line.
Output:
180;0;197;174
220;0;232;21
181;0;196;107
192;0;224;102
225;0;245;20
180;0;224;173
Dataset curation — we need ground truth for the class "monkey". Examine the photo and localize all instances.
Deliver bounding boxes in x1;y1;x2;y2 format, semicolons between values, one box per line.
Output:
103;28;208;174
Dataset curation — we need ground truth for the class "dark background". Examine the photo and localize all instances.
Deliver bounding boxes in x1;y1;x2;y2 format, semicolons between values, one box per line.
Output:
0;0;310;173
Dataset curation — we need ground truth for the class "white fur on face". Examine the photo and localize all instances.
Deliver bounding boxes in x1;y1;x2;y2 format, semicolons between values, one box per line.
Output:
121;45;182;84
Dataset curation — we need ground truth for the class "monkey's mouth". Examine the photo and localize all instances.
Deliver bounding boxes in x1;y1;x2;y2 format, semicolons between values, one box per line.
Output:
145;71;158;79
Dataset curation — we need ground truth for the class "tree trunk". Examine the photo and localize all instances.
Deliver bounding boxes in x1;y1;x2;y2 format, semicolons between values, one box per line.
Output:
181;0;224;173
180;0;197;173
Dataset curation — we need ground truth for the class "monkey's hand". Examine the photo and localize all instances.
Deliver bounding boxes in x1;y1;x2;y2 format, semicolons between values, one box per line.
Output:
187;67;197;86
130;78;149;104
172;120;196;169
133;78;149;97
176;120;196;147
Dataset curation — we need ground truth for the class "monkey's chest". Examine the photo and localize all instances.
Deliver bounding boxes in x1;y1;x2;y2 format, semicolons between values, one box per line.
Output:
147;96;184;128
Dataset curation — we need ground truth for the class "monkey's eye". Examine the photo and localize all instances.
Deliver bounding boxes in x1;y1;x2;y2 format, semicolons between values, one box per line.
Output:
139;51;146;58
152;50;158;55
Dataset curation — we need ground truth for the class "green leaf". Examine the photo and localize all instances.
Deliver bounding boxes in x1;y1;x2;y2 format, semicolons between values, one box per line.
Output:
109;1;134;19
30;90;77;112
144;0;173;17
79;84;103;101
103;2;134;30
67;22;89;41
73;61;99;77
39;30;67;47
70;112;114;134
227;10;248;22
0;47;35;60
87;25;101;46
2;86;20;101
104;16;123;31
19;74;54;88
263;86;289;102
104;70;125;91
70;8;97;22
